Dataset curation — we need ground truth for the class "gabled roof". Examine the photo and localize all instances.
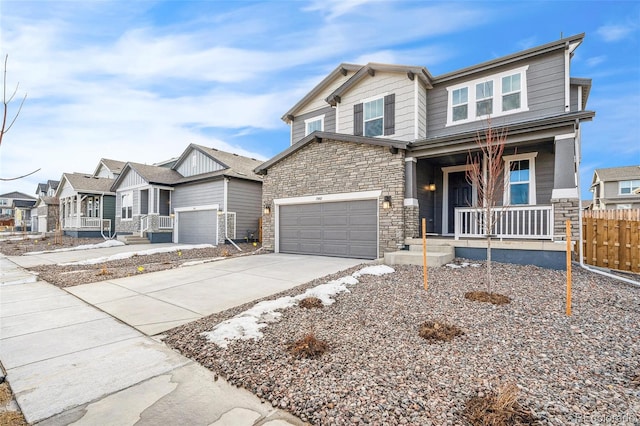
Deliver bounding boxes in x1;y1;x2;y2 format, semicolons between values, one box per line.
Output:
122;162;183;186
594;165;640;183
255;131;408;174
35;196;59;207
59;173;116;195
47;180;60;190
433;33;585;84
13;199;36;208
172;143;263;183
281;63;362;122
326;63;433;106
94;158;127;176
570;77;592;110
0;191;36;200
36;183;47;194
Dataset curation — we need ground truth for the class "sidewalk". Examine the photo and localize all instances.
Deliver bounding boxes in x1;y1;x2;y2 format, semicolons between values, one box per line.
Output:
0;255;305;425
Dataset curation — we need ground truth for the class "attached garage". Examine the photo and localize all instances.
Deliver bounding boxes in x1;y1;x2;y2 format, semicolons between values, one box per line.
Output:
175;207;218;244
278;199;378;259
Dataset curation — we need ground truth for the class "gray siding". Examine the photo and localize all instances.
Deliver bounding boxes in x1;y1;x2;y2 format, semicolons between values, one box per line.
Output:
569;85;579;112
503;144;554;205
427;51;566;138
228;178;262;240
172;180;224;211
176;149;225;177
292;106;336;144
119;169;145;189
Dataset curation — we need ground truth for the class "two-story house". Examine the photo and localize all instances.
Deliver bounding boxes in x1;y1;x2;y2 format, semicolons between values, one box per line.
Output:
0;191;36;221
31;180;60;233
256;33;594;266
590;165;640;210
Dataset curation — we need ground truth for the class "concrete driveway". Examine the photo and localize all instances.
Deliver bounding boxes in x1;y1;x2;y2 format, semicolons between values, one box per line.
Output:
63;252;365;335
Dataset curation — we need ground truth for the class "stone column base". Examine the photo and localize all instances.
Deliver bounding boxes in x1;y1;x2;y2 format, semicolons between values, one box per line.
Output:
403;204;420;240
551;197;579;241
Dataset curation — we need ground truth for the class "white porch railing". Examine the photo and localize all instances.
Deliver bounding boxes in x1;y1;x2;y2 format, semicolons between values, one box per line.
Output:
454;205;553;240
159;215;173;229
63;217;111;230
139;215;149;237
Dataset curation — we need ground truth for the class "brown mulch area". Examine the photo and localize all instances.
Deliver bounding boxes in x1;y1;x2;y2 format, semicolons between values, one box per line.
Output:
463;382;538;426
27;243;263;287
419;320;464;343
465;290;512;305
0;382;27;426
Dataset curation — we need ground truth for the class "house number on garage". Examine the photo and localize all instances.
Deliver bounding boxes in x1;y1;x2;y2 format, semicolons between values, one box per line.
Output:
316;196;323;201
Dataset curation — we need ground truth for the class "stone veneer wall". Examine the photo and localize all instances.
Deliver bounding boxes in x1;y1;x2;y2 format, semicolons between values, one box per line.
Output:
404;205;420;239
262;139;406;256
551;197;580;241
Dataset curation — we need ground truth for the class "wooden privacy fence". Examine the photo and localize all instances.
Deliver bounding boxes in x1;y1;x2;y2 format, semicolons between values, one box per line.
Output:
582;209;640;273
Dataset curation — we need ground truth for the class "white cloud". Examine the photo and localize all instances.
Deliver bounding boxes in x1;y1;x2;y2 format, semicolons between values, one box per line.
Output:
596;24;636;42
586;55;607;67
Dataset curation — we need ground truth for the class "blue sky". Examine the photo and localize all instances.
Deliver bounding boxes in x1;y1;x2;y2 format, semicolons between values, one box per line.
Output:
1;0;638;200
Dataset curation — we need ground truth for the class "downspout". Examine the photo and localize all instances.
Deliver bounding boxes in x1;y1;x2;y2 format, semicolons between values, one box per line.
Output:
574;119;639;286
223;177;242;251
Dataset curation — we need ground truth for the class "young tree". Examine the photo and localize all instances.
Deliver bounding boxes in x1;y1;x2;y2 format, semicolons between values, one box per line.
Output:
1;54;40;181
466;118;508;293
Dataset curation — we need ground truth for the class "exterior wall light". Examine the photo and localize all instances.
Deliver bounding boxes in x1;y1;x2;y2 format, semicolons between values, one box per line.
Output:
382;196;392;209
263;203;271;215
428;183;436;192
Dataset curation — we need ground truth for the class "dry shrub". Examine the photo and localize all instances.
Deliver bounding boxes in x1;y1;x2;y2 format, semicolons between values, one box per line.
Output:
96;265;112;276
287;333;328;359
0;411;27;426
299;297;323;309
0;382;11;405
419;321;464;343
222;249;230;257
464;381;537;426
465;291;511;305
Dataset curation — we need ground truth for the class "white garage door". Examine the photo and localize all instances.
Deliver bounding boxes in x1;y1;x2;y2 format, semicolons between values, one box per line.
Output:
279;200;377;259
177;209;217;244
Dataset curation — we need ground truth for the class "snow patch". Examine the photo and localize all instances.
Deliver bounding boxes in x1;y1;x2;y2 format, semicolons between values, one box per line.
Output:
202;264;395;348
26;239;125;255
59;244;214;265
446;262;481;269
352;264;395;277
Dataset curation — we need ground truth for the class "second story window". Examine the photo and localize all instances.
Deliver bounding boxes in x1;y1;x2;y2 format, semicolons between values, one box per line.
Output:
619;180;640;195
452;88;468;121
304;115;324;136
502;73;521;111
364;98;384;137
476;81;493;116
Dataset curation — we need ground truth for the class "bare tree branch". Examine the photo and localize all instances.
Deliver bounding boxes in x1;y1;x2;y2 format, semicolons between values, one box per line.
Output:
1;54;37;181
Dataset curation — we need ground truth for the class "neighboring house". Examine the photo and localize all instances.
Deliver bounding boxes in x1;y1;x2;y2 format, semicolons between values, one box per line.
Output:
256;33;594;265
0;192;36;218
590;165;640;210
13;199;37;231
31;196;60;233
32;180;60;233
111;143;263;244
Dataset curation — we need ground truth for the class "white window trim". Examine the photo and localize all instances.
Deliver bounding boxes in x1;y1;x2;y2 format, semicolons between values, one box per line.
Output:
120;191;133;221
503;152;537;205
304;114;325;136
360;93;388;138
619;180;640;195
446;65;529;126
441;164;478;236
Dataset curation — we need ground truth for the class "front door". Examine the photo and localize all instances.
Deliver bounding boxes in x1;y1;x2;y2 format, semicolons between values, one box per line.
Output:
448;171;472;234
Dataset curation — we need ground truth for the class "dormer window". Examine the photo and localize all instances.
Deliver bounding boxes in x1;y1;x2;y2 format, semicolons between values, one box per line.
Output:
447;66;528;126
305;115;324;136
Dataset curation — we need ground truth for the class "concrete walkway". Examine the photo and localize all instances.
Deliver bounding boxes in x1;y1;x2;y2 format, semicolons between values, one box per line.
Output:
1;245;370;425
0;256;305;425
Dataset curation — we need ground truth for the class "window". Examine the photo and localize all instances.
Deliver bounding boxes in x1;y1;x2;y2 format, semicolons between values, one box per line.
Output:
364;98;384;136
476;81;493;116
452;87;468;121
617;204;632;210
446;66;528;126
504;153;537;205
304;115;324;136
121;192;132;219
0;199;6;206
502;73;521;111
619;180;640;195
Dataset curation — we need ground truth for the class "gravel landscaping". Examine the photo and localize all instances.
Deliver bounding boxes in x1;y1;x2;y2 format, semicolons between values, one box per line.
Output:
164;261;640;425
0;235;262;287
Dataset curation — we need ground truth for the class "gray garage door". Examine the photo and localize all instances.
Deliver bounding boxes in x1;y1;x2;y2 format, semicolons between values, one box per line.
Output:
177;209;217;244
279;200;377;259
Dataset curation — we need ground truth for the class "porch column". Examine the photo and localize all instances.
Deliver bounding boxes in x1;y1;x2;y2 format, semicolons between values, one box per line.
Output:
76;194;82;228
551;134;579;241
404;157;419;238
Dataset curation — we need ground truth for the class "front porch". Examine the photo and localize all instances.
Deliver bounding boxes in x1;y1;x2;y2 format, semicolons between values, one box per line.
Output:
59;194;115;238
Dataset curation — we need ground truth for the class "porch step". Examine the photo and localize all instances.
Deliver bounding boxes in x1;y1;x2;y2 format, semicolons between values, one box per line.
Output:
122;235;151;245
384;245;455;267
